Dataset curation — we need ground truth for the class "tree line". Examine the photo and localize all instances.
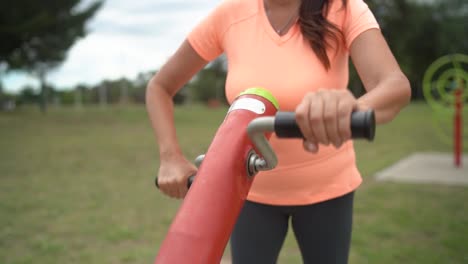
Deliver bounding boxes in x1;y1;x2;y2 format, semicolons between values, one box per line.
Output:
0;0;102;111
1;0;467;111
6;60;226;108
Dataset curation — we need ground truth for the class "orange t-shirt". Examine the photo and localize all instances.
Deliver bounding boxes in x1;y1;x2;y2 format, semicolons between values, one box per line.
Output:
188;0;379;205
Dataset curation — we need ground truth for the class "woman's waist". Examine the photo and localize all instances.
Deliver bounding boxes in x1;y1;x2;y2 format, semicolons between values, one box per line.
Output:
269;136;355;170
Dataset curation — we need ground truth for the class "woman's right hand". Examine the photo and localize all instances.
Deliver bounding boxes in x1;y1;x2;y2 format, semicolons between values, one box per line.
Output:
146;40;208;199
157;154;198;199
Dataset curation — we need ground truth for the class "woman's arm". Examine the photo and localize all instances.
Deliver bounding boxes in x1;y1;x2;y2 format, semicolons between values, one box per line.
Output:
350;28;412;124
146;40;208;198
295;29;411;152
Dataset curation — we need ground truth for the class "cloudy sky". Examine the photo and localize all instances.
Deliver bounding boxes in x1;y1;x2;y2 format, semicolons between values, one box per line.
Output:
2;0;219;92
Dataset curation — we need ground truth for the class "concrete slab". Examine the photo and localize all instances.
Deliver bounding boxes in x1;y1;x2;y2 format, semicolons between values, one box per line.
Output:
375;152;468;186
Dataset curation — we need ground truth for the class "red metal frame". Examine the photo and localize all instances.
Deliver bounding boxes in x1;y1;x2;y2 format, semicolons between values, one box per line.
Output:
154;93;278;263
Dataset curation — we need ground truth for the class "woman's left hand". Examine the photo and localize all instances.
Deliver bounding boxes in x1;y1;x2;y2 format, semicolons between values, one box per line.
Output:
295;89;363;153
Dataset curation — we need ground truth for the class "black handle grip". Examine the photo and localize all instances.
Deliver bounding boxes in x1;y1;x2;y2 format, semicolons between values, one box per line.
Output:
155;175;195;189
274;110;375;140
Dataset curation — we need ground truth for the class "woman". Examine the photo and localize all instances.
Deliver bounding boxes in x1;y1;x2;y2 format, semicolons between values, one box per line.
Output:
146;0;411;263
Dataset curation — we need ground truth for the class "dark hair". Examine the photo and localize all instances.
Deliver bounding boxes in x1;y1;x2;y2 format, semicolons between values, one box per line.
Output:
299;0;347;70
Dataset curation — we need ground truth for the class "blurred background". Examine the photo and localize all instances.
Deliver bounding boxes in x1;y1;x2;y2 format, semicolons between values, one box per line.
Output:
0;0;467;263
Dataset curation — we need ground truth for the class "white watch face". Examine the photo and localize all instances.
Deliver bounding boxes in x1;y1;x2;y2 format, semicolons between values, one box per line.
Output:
228;98;266;115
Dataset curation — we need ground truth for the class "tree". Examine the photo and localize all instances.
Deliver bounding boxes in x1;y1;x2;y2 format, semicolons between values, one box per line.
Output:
17;86;40;105
0;0;103;112
0;63;5;104
361;0;468;99
190;56;228;105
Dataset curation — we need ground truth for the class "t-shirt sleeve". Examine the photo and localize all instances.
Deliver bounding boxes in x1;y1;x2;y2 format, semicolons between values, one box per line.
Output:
187;1;231;61
343;0;380;49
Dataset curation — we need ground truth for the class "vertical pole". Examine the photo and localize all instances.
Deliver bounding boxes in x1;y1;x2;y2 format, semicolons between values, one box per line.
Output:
454;89;462;168
99;84;107;108
75;87;82;110
120;81;128;104
39;70;48;113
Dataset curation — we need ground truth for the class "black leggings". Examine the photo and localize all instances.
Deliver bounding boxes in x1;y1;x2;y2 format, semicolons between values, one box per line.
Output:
230;192;354;264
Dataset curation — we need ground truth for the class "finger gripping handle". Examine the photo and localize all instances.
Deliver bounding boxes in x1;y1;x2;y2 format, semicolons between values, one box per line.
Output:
155;175;195;189
274;110;375;140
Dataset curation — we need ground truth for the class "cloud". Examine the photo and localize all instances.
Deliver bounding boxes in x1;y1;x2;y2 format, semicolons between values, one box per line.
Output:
3;0;218;92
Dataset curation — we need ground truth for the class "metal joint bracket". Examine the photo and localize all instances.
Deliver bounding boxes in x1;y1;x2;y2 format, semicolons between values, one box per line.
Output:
246;116;278;173
195;154;205;168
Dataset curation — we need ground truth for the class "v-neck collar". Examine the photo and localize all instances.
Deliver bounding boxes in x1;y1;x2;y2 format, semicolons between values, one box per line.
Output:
259;0;299;45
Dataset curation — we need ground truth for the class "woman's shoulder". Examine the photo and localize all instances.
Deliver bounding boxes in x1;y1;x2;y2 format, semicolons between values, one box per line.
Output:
327;0;376;27
212;0;260;24
218;0;258;10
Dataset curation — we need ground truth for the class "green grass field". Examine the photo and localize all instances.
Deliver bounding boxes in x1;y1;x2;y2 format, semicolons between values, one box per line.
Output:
0;103;467;264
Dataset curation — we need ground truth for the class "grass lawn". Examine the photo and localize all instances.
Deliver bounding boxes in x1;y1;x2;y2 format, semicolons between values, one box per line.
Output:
0;103;467;263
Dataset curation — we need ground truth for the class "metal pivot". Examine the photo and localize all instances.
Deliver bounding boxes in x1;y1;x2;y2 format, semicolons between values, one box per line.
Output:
246;116;278;177
195;116;278;179
246;150;260;177
195;154;205;168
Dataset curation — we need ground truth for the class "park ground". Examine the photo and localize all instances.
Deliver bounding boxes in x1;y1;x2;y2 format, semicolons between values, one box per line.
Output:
0;103;467;263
